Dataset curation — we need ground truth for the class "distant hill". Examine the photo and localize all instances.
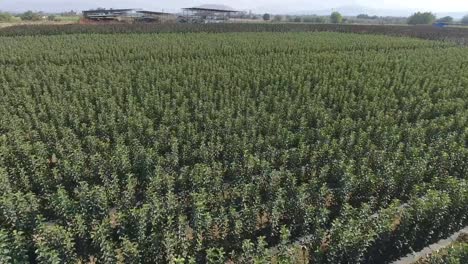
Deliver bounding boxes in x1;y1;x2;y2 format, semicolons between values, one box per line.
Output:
186;4;237;12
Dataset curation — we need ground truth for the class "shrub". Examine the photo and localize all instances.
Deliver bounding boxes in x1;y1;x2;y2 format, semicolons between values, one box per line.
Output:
0;12;14;22
47;15;57;22
20;11;42;21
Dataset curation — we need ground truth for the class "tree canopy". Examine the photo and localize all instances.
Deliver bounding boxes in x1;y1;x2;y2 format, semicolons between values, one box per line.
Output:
407;12;436;25
330;12;343;24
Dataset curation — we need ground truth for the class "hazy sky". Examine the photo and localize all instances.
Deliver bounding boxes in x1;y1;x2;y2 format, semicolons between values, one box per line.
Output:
1;0;468;14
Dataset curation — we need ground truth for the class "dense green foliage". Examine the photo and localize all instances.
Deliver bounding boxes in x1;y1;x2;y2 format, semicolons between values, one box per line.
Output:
0;32;467;263
408;12;436;25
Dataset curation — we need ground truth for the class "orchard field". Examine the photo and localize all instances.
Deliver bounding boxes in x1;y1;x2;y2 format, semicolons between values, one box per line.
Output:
0;30;467;263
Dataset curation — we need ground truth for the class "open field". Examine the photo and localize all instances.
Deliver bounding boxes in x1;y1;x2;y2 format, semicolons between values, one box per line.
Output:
54;15;81;22
0;27;467;263
0;14;80;29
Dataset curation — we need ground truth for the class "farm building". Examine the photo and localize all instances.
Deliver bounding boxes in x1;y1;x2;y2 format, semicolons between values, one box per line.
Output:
82;9;141;21
136;11;176;23
82;8;175;22
181;4;239;23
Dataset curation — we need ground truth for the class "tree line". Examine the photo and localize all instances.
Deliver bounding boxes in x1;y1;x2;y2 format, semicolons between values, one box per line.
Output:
259;11;468;25
3;10;468;25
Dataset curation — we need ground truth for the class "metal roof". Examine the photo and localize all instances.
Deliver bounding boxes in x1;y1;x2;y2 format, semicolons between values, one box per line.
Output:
183;4;238;13
82;9;137;14
137;10;173;16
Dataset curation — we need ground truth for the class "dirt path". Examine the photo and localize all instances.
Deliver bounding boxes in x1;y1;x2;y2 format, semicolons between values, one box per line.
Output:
392;226;468;264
